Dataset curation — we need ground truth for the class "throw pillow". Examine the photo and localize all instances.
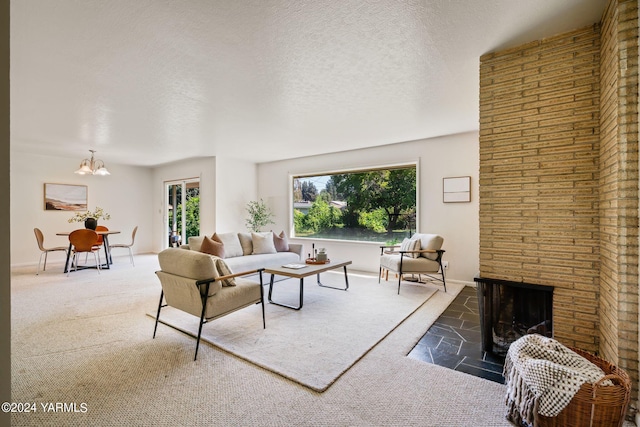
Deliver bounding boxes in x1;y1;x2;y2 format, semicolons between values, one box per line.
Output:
187;235;205;252
237;232;253;255
252;231;277;254
214;257;236;287
399;238;420;258
200;235;225;258
214;232;243;258
415;234;443;260
273;231;290;252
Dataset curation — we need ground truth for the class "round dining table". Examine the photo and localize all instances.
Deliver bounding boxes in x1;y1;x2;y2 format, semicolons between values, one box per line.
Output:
56;230;120;273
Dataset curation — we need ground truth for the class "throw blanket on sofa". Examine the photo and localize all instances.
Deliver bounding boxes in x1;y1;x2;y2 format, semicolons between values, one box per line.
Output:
504;334;606;426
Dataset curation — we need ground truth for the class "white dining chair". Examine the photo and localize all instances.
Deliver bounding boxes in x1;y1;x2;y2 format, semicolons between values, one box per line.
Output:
34;228;68;275
110;226;138;266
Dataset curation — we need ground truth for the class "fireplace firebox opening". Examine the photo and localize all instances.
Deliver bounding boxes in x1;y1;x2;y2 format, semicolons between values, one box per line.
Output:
474;277;553;356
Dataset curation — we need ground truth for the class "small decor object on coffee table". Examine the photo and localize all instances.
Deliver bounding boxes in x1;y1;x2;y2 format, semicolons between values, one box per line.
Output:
282;263;307;269
306;258;330;265
307;245;329;263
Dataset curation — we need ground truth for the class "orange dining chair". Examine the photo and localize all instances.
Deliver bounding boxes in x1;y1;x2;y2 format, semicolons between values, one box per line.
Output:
68;229;102;276
33;228;68;275
89;225;109;262
110;226;138;266
94;225;109;247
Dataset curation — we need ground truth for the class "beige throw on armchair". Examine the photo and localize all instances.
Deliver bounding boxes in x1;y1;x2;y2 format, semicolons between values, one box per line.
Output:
154;248;265;360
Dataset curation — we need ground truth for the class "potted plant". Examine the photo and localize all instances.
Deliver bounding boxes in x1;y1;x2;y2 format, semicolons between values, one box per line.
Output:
245;199;274;232
68;207;111;230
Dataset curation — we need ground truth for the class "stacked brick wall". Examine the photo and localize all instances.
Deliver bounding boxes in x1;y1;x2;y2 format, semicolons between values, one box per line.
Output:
479;25;602;351
599;0;639;395
479;0;639;402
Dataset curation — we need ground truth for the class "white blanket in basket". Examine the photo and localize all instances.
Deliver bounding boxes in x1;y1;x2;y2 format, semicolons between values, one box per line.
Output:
504;334;607;421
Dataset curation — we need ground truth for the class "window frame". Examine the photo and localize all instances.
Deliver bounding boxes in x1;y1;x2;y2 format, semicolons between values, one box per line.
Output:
164;178;200;249
289;161;419;243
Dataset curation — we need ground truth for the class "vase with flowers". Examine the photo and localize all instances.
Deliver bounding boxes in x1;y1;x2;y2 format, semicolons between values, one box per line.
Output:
68;207;111;230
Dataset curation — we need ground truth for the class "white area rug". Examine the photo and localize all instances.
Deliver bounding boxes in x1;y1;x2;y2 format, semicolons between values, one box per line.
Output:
150;271;459;392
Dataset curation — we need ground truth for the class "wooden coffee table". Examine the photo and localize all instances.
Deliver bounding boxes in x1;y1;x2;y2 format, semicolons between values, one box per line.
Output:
264;260;352;310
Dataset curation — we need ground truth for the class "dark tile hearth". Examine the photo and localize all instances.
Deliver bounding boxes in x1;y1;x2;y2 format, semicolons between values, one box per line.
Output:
408;286;505;384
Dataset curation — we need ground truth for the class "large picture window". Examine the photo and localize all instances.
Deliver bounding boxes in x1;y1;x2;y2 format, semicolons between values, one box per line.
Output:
292;164;417;243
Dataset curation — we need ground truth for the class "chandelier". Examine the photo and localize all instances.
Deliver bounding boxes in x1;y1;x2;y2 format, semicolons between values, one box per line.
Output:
74;150;110;176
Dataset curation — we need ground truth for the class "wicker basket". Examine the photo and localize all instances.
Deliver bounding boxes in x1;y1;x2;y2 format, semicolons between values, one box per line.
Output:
535;347;631;427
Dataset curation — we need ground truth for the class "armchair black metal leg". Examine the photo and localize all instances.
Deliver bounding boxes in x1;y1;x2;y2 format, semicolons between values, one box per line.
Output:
437;258;447;292
153;291;164;338
194;305;207;361
398;256;404;295
194;283;213;360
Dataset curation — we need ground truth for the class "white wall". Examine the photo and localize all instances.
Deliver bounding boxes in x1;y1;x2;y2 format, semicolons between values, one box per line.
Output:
10;151;154;267
151;157;216;252
12;153;252;264
215;157;257;232
257;131;479;284
13;134;479;282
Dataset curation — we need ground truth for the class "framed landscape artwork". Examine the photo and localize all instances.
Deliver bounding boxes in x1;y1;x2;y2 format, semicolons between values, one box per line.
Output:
44;183;88;211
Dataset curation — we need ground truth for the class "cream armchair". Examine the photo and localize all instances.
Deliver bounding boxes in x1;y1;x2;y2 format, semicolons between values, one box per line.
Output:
153;248;265;360
379;233;446;294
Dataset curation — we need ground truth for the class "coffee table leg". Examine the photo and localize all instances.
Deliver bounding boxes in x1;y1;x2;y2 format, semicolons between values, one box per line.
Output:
299;278;303;308
268;275;304;310
268;273;275;301
317;266;349;291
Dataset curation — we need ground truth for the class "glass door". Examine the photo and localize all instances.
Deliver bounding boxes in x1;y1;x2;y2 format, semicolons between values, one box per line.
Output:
165;178;200;248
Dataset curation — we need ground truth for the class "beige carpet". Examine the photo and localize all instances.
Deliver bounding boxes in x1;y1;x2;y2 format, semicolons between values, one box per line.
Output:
151;271;449;392
10;254;534;426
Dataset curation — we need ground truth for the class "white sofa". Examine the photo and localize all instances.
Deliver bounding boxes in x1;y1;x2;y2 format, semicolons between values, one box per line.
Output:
181;231;303;274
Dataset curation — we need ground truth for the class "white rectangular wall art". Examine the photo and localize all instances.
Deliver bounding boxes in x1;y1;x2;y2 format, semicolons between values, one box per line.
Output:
443;176;471;203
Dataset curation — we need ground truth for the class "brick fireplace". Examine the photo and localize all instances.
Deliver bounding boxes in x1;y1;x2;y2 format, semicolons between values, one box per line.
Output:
479;0;638;400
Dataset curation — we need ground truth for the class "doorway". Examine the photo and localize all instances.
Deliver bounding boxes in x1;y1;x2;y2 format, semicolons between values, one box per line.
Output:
165;178;200;248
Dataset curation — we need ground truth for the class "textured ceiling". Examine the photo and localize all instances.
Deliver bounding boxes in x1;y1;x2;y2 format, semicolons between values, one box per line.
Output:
10;0;607;166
